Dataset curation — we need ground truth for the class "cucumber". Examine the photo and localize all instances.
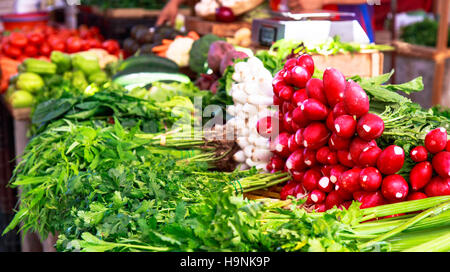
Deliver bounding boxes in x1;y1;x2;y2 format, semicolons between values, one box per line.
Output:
117;55;179;73
113;72;191;90
112;65;178;79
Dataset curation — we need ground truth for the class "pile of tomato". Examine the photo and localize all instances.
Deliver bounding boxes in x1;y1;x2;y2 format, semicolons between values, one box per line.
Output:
1;24;121;61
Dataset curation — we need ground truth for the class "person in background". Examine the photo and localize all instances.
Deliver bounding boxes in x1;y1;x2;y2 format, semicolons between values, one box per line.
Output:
157;0;186;26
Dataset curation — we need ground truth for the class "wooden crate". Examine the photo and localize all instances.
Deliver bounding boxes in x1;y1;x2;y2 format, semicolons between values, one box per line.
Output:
92;7;191;19
312;49;384;78
4;100;31;121
185;16;251;38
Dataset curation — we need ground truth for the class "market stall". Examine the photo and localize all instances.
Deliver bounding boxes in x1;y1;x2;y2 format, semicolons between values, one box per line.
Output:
0;0;449;254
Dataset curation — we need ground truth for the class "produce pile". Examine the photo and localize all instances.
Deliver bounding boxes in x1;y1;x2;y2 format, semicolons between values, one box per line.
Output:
0;25;119;60
2;31;450;252
0;24;121;93
255;53;449;212
4;50;115;111
400;18;450;48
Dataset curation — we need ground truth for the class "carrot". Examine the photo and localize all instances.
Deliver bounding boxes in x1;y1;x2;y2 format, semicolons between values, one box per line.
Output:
151;44;169;53
162;39;173;45
156;52;166;58
187;31;200;40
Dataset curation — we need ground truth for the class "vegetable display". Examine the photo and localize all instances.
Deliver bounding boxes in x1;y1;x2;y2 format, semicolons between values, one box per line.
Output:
0;25;119;61
257;53;450;212
2;29;450;253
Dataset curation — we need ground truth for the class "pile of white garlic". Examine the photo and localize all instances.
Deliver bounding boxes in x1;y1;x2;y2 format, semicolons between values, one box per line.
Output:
226;57;275;171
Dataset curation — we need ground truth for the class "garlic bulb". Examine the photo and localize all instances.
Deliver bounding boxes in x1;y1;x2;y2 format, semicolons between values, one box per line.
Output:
227;57;274;171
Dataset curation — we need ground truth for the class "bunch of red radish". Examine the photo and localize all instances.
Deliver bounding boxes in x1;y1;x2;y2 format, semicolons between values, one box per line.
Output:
256;54;450;212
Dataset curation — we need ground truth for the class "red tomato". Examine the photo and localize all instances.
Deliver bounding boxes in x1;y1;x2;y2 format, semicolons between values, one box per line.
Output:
81;39;91;51
102;40;120;54
3;44;22;59
52;41;66;52
24;45;38;57
9;32;28;48
40;43;52;57
44;25;56;36
87;38;102;49
89;26;100;36
27;32;45;45
66;37;83;53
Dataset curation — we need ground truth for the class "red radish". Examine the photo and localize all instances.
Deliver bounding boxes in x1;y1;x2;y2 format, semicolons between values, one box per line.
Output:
282;111;294;133
338;168;362;193
349;137;377;164
302;98;329;121
377;145;405;175
446;140;450;151
292;106;311;128
353;191;386;209
343;80;370;117
432;151;450;179
292;89;308;107
297;54;315;76
282;101;295;114
326;112;335;131
294;128;305;147
335;183;353;201
359;167;382;192
289;65;311;88
325;191;344;210
316;146;331;164
272;74;286;96
329;133;351;151
294;183;306;198
315;203;326;212
334;115;357;138
356;113;385;141
323;68;346;107
337;150;354;168
257;116;278;138
424;176;450;196
329;165;348;184
381;174;409;201
288;134;299;153
303;148;317;167
306;78;327;105
291;119;301;132
407;192;428;201
326;151;338;165
409;161;433;191
318;176;334;192
339;201;353;210
332;102;348;118
271;132;291;158
410;146;428;162
266;162;273;172
278;85;294;101
358;146;382;167
308;189;326;204
285;149;306;172
280;180;297;200
302;169;322;191
284;58;298;69
321;165;333;177
270;155;285;171
425;127;448;154
273;95;282;106
291;170;305;183
302;122;330;150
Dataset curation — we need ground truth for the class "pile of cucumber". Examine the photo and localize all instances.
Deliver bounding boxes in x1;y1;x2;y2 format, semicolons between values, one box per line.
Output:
113;55;191;90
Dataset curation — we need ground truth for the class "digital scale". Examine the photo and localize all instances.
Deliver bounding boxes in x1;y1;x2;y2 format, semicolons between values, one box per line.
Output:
251;11;371;47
